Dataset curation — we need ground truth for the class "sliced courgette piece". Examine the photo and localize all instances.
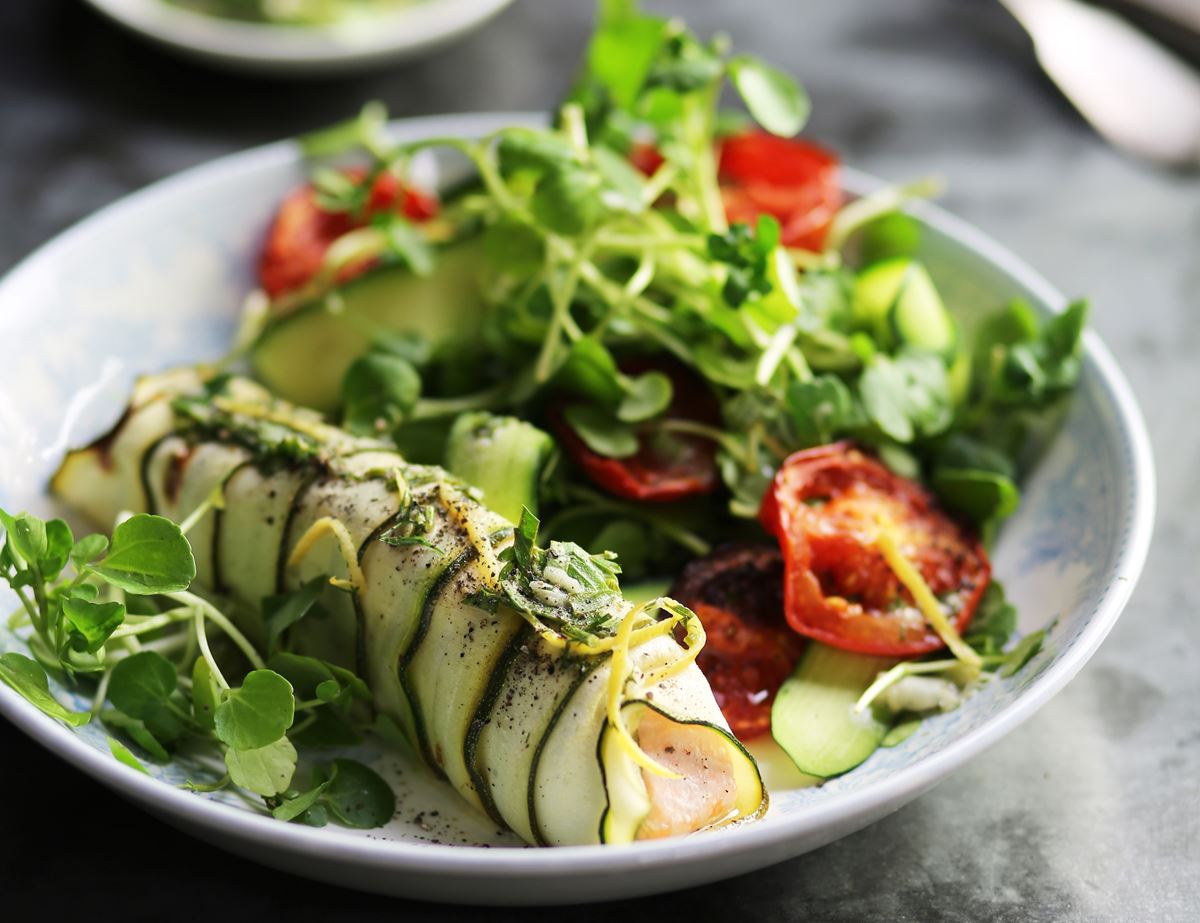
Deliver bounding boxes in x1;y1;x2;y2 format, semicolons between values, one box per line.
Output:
400;520;516;807
530;657;612;845
852;257;955;357
470;634;598;841
217;463;314;649
251;237;487;413
445;412;554;524
279;450;406;671
771;642;897;778
50;370;202;528
357;483;465;750
144;438;251;590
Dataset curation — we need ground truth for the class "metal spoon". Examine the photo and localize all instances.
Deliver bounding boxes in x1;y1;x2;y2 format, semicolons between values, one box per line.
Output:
999;0;1200;167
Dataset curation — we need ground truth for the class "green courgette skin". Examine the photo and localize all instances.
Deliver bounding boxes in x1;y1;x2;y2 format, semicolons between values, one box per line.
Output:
50;372;765;846
251;238;489;414
771;643;897;778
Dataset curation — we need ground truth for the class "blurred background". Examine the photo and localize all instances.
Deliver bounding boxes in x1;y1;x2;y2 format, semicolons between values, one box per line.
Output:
0;1;1197;920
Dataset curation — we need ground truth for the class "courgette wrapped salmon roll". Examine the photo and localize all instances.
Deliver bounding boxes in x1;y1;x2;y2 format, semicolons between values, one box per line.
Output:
52;371;765;845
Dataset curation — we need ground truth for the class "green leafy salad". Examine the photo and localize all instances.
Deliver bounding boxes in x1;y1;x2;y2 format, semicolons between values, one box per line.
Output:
164;0;412;27
0;0;1087;839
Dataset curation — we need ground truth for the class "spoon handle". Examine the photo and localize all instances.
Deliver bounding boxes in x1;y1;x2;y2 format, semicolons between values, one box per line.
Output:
1000;0;1200;166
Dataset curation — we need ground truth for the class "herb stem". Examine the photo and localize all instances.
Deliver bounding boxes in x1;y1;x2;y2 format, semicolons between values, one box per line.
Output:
169;591;265;673
108;608;193;640
409;382;509;420
192;607;229;692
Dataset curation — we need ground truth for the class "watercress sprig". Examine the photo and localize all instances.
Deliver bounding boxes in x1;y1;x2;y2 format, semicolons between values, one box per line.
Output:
0;507;393;826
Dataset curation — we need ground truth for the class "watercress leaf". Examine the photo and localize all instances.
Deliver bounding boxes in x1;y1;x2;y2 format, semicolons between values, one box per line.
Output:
617;371;673;422
108;651;178;721
311;167;362;213
62;597;126;653
100;709;171;762
267;652;335;701
564;405;639;459
484;218;544;276
935;433;1016;479
263;577;328;656
90;514;196;595
214;670;295;751
107;737;149;774
729;55;810;137
1000;630;1045;678
932;468;1020;536
41;519;73;579
708;221;777;307
325;663;371;701
496;129;575;175
592;145;646;214
299;100;386;158
319;759;396;829
224;735;297;797
0;652;90;727
645;39;723;93
878;442;921;480
342;351;422;436
315;679;341;703
142;695;189;746
786;374;862;445
859;358;914;442
587;0;666;108
302;803;329;827
290;706;363;748
374;214;435;277
588;520;649;577
64;582;99;600
370;329;432;367
124;594;161;616
191;656;221;731
8;514;47;569
859;352;952;443
272;776;332;822
70;533;109;569
965;582;1017;656
531;163;606;236
555;338;624;408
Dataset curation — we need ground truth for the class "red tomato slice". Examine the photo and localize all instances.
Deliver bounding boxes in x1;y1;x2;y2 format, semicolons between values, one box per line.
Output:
718;132;842;252
551;359;720;503
758;442;991;657
670;544;805;739
629;141;665;178
258;169;439;299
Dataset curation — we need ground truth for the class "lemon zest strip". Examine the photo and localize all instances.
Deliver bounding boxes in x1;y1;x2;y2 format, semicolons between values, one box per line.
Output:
873;522;981;672
606;603;682;780
287;516;366;595
438;482;505;590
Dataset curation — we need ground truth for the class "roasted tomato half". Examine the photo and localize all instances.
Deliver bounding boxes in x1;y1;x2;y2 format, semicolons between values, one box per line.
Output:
670;544;805;740
718;131;842;252
552;358;721;503
759;442;991;657
258;169;439;299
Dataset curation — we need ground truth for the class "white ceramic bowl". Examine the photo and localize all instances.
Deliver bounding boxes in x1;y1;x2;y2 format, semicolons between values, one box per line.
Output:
0;113;1154;905
83;0;516;74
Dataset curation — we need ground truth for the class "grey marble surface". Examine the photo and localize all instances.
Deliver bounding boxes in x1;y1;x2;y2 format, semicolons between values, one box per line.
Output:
1;0;1197;919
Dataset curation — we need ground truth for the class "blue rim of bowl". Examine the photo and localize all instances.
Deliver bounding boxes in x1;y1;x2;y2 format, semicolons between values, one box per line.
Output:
0;113;1156;879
